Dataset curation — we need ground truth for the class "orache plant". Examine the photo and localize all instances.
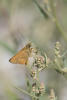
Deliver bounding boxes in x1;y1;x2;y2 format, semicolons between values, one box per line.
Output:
9;41;67;100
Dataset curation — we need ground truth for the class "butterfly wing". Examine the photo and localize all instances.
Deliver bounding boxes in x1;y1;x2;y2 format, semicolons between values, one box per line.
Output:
9;43;31;65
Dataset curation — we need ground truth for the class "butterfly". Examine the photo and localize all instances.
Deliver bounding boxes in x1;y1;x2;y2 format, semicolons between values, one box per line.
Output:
9;43;32;65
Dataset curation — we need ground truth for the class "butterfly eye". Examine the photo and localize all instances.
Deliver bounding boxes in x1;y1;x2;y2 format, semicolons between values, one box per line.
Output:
26;43;31;48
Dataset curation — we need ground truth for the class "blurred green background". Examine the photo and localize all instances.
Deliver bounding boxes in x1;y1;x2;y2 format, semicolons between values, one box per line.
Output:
0;0;67;100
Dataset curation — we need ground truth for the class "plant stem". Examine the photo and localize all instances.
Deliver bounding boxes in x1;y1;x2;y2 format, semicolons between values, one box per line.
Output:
14;86;38;99
33;0;50;18
0;41;16;54
33;0;67;42
50;0;67;42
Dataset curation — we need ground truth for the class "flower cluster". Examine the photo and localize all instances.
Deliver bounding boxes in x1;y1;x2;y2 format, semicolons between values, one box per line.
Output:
32;48;50;72
32;82;45;96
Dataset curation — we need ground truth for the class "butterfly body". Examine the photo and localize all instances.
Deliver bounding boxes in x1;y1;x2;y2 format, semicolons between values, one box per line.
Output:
9;43;32;65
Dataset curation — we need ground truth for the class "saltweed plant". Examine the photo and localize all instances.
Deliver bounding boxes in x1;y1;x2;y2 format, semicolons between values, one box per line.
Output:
0;0;67;100
12;41;67;100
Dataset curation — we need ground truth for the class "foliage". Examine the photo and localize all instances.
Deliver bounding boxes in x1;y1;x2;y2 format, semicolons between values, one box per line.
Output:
13;41;67;100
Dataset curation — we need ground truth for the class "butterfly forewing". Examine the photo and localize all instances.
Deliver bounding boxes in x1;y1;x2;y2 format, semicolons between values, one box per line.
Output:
9;43;32;65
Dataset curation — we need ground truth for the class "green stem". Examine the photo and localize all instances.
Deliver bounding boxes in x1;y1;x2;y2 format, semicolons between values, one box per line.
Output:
14;86;38;99
50;0;67;42
33;0;67;42
33;0;50;18
0;41;16;54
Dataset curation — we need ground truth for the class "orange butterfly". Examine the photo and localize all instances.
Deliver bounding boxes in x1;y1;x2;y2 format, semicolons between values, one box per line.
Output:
9;43;32;65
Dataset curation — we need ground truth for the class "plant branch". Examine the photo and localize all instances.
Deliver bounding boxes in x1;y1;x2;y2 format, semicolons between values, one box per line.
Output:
50;0;67;42
14;86;38;99
33;0;67;42
0;41;16;54
33;0;51;18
